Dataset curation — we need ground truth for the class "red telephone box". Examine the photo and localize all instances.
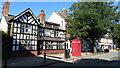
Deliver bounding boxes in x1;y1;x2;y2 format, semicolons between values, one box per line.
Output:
72;39;82;56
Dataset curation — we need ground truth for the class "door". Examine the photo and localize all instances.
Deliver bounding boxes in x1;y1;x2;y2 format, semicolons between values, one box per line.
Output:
37;40;43;55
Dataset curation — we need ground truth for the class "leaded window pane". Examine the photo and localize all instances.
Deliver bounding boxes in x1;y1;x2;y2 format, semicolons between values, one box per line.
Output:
18;28;20;33
14;23;17;27
12;46;16;51
13;40;16;44
17;34;20;39
34;46;37;50
32;46;35;50
16;46;19;51
14;28;17;33
18;23;20;27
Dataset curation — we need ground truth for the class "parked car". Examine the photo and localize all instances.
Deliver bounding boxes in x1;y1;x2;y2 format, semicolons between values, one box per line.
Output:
101;44;109;52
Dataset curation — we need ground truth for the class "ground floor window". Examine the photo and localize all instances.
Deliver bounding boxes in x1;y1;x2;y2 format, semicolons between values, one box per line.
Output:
41;41;64;50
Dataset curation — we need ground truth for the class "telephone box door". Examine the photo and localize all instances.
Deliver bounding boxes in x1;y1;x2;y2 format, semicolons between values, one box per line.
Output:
72;39;81;56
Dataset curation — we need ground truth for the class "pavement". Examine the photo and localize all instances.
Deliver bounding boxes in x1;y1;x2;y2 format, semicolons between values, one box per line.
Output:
6;49;117;68
47;50;119;67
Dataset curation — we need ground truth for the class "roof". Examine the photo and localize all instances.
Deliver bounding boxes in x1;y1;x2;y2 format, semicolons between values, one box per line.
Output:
54;11;67;19
4;15;15;22
9;8;40;25
0;14;15;24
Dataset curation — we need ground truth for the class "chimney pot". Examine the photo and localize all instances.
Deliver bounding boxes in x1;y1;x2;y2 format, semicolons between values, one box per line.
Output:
62;8;67;15
2;1;10;16
38;10;45;23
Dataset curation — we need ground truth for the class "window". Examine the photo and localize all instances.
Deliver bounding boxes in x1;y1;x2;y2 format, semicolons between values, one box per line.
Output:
57;42;64;49
20;34;23;39
34;46;37;50
54;31;58;37
23;15;27;19
32;40;34;45
17;34;20;39
17;28;20;33
19;18;23;22
30;35;32;39
21;24;24;33
53;46;57;49
33;26;35;29
14;28;17;33
35;41;37;45
14;23;17;27
12;46;15;51
36;26;37;30
17;40;19;45
24;35;26;39
18;23;20;27
32;46;35;50
13;40;16;44
32;35;34;39
16;46;19;51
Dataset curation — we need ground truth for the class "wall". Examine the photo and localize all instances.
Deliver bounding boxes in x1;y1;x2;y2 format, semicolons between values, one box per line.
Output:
0;16;8;32
47;12;67;30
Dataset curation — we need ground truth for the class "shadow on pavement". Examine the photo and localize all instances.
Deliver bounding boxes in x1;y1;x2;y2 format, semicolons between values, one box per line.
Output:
39;58;120;68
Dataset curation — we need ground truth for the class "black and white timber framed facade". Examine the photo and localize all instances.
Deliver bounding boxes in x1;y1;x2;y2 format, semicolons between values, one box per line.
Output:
7;8;66;56
8;8;39;53
38;22;66;54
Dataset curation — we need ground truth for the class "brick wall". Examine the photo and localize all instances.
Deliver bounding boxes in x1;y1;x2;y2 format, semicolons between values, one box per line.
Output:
41;50;64;54
9;50;64;58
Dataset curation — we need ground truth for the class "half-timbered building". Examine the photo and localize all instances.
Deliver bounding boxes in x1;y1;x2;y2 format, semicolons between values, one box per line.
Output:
8;8;40;56
38;21;66;54
7;8;66;56
1;1;67;57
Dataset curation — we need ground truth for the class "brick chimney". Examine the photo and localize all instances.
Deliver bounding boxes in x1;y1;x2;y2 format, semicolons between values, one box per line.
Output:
62;8;67;15
38;10;45;23
2;0;10;16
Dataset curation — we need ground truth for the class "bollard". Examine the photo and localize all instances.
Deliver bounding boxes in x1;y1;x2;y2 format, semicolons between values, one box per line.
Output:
43;53;46;63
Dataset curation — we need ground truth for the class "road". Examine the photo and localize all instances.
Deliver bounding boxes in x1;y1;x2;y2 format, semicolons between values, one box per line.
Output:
46;51;119;67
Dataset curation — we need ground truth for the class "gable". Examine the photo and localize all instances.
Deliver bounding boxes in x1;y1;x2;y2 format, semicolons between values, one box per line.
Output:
47;11;64;24
10;8;39;25
0;16;8;32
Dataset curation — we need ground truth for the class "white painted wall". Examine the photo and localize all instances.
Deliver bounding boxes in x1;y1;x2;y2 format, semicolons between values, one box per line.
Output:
47;12;67;30
47;11;71;50
0;16;8;32
99;38;113;45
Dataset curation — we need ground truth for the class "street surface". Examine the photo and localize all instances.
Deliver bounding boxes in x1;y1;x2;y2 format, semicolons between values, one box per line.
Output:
46;51;119;67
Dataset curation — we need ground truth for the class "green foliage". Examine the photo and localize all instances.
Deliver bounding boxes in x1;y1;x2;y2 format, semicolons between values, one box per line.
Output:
110;23;120;45
66;2;119;42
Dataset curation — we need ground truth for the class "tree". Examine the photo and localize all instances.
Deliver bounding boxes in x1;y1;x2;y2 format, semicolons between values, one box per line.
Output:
65;2;119;53
110;23;120;48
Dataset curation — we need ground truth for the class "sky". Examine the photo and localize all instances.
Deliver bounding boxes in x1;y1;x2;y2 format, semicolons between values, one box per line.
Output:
0;2;74;20
0;2;119;20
